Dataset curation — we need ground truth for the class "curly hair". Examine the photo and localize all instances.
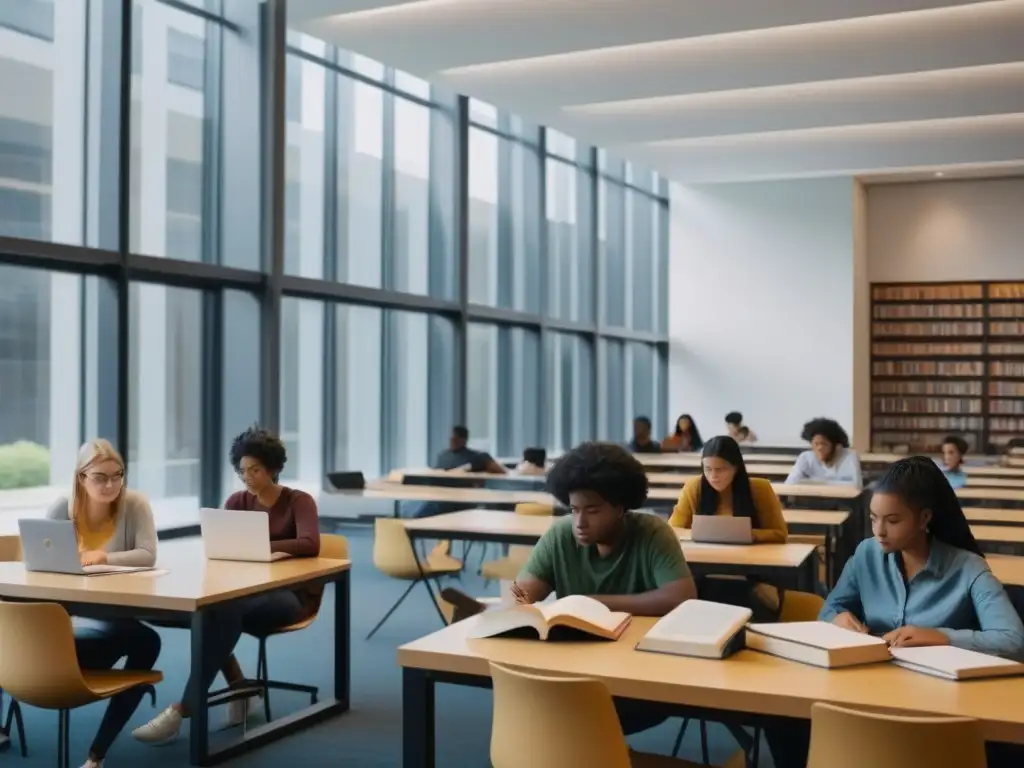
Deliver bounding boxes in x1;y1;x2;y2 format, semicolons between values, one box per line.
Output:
229;425;288;477
800;417;850;448
942;435;969;457
546;442;649;510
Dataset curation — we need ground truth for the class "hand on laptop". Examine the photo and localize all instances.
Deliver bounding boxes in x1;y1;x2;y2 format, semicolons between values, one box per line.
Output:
80;550;108;566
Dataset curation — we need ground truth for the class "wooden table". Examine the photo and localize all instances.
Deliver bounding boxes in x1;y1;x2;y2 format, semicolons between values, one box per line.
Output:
332;482;558;511
398;615;1024;768
0;539;351;766
990;555;1024;587
972;525;1024;556
965;507;1024;526
957;487;1024;507
635;453;800;467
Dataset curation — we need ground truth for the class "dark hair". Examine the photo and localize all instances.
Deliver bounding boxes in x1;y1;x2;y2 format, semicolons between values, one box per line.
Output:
674;413;704;449
942;435;969;457
725;411;743;426
452;425;469;440
738;426;750;438
546;442;648;510
634;416;652;428
697;436;757;520
875;456;983;556
800;417;850;448
230;425;287;478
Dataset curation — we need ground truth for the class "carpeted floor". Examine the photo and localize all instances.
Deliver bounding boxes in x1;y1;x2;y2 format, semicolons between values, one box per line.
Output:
4;524;768;767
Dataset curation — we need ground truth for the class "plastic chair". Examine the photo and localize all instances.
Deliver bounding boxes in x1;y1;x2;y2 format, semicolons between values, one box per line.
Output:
807;702;986;768
0;602;162;768
480;503;555;583
366;519;462;639
0;535;22;754
490;662;745;768
0;535;20;563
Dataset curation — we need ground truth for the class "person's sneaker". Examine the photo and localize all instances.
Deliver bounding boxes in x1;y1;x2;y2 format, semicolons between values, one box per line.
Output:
440;587;486;623
225;695;250;728
131;707;183;745
79;759;102;768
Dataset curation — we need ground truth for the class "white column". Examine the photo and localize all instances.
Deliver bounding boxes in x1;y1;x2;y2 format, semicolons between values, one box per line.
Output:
296;301;323;488
346;308;382;478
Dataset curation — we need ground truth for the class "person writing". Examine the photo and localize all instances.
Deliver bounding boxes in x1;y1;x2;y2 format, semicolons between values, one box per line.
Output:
47;439;161;768
660;413;703;453
765;456;1024;768
134;426;321;743
939;434;970;489
441;442;696;735
628;415;662;454
785;417;863;487
725;411;757;444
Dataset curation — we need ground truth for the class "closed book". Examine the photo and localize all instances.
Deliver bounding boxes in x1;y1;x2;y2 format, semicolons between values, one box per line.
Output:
745;621;891;668
636;599;752;659
891;646;1024;681
466;595;630;641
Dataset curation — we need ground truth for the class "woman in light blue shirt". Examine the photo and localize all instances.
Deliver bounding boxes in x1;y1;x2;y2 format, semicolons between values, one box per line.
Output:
784;417;862;488
939;434;969;489
766;456;1024;768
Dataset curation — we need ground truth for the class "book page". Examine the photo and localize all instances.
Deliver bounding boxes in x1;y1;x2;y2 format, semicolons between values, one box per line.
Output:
890;645;1021;672
466;604;546;639
645;600;751;643
748;621;887;650
541;595;620;630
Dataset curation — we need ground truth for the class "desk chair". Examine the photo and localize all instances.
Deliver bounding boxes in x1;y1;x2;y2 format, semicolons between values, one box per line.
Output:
480;503;554;584
367;519;462;639
807;702;985;768
0;535;23;754
0;602;162;768
490;662;744;768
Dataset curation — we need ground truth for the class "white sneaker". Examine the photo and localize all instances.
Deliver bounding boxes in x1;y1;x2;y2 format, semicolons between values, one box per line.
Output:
131;706;183;745
225;696;250;728
79;760;102;768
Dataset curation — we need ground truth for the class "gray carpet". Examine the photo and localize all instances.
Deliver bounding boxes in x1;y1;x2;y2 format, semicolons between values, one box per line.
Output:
4;524;767;766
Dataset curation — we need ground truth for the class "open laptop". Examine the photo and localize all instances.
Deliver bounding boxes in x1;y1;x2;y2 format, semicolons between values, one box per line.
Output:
18;519;154;576
200;508;290;562
690;515;754;545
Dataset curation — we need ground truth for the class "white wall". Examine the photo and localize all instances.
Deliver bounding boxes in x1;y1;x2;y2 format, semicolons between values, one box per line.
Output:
668;179;860;447
868;178;1024;282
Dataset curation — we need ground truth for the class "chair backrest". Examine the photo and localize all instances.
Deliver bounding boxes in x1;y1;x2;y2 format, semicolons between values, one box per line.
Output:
515;503;554;517
807;702;986;768
373;518;420;578
319;533;349;560
490;662;631;768
0;602;95;709
779;590;825;622
0;535;21;562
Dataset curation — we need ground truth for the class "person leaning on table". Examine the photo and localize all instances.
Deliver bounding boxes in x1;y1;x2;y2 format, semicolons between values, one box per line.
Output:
785;417;863;488
47;439;161;768
133;425;321;745
765;456;1024;768
441;441;697;737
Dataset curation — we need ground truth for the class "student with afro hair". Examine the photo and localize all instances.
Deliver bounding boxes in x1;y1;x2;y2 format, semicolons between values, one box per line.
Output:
785;417;862;488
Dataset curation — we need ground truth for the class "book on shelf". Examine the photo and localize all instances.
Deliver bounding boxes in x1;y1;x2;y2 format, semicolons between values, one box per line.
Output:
889;645;1024;681
744;622;891;668
465;595;630;641
635;600;752;659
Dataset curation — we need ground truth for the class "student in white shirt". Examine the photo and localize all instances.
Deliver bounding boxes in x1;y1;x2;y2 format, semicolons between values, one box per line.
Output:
785;418;862;488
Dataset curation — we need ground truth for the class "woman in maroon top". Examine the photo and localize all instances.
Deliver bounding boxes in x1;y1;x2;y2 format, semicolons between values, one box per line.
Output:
133;427;321;744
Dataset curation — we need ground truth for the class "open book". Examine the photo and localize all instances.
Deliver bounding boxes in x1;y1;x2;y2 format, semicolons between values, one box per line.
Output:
891;645;1024;681
636;600;752;659
745;621;891;668
465;595;631;641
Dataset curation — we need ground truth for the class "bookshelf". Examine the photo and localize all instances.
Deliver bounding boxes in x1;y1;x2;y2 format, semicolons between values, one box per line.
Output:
871;281;1024;454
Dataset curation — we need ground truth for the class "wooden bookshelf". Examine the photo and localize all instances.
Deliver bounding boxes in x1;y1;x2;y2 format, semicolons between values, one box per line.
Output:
871;281;1024;454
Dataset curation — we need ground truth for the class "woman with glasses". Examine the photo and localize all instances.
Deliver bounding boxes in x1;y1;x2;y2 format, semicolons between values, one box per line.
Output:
46;439;161;768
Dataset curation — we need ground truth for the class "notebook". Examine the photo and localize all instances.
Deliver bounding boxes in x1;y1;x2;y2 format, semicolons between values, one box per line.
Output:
745;621;891;668
890;645;1024;681
465;595;630;641
636;599;752;659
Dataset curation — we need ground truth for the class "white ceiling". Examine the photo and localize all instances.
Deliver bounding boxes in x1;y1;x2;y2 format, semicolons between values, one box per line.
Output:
293;0;1024;184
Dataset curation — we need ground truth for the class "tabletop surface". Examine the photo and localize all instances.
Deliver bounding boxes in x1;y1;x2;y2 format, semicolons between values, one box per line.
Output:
964;507;1024;524
957;487;1024;502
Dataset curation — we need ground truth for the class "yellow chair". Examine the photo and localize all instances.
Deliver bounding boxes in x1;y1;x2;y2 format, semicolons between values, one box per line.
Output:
0;535;21;563
490;662;745;768
0;602;162;767
0;535;22;753
366;519;462;639
480;503;555;583
779;590;825;623
807;702;986;768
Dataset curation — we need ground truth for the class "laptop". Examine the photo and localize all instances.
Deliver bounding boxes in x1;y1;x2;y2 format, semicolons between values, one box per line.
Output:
18;519;154;576
200;508;290;562
326;471;365;491
690;515;754;545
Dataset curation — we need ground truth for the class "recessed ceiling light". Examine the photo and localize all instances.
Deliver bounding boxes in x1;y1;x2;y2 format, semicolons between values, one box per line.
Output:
935;172;945;177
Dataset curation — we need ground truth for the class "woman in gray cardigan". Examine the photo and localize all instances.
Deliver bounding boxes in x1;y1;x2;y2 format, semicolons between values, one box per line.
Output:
47;439;161;768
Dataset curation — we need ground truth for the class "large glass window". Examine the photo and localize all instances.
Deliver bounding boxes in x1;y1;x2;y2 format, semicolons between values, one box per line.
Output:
545;332;595;452
333;304;383;479
279;297;325;493
546;157;594;323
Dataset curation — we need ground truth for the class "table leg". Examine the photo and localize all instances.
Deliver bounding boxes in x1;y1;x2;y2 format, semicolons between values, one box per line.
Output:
334;570;351;709
189;607;211;766
402;667;435;768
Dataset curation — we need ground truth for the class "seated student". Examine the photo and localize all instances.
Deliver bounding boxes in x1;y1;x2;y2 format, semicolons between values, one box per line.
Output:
48;439;161;768
766;456;1024;768
442;441;697;735
660;413;703;453
725;411;757;443
785;417;863;488
411;425;508;518
515;447;547;476
134;426;321;744
628;415;662;453
939;434;969;489
669;435;787;620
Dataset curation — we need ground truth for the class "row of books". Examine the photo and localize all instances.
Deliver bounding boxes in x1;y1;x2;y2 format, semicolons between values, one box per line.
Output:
990;417;1024;433
873;361;984;376
872;397;982;415
989;303;1024;318
873;285;983;301
873;303;983;319
990;343;1024;356
873;342;984;356
872;416;984;431
873;381;983;396
873;432;979;452
991;381;1024;397
990;321;1024;335
990;284;1024;299
872;321;983;337
474;597;1022;681
992;362;1024;377
991;401;1024;416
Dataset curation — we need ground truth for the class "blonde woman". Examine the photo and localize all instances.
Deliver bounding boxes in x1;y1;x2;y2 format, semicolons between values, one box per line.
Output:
47;439;161;768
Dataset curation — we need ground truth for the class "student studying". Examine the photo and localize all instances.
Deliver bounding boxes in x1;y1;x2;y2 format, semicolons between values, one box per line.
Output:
410;425;508;518
725;411;757;443
660;413;703;452
940;434;970;489
785;417;863;487
628;415;662;453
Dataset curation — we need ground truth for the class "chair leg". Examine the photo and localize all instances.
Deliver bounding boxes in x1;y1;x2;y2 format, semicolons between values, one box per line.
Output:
366;580;420;639
749;725;762;767
258;638;272;723
57;709;70;768
671;718;690;757
699;719;709;765
4;700;26;757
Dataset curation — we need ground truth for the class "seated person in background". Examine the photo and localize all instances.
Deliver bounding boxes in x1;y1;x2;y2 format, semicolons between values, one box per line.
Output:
515;447;547;475
434;425;507;474
442;442;696;736
134;426;321;744
660;413;703;452
669;435;787;620
766;456;1024;768
785;417;862;488
725;411;757;443
628;415;661;453
49;439;161;768
939;434;969;489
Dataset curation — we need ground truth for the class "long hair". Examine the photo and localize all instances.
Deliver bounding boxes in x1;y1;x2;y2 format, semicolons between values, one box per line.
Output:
674;413;704;450
875;456;983;556
697;435;757;520
69;439;127;523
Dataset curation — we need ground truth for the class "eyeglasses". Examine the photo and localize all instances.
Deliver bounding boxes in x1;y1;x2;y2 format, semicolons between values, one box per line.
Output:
84;472;124;488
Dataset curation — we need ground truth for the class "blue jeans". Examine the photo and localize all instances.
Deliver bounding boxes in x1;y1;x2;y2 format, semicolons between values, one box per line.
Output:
73;618;162;759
